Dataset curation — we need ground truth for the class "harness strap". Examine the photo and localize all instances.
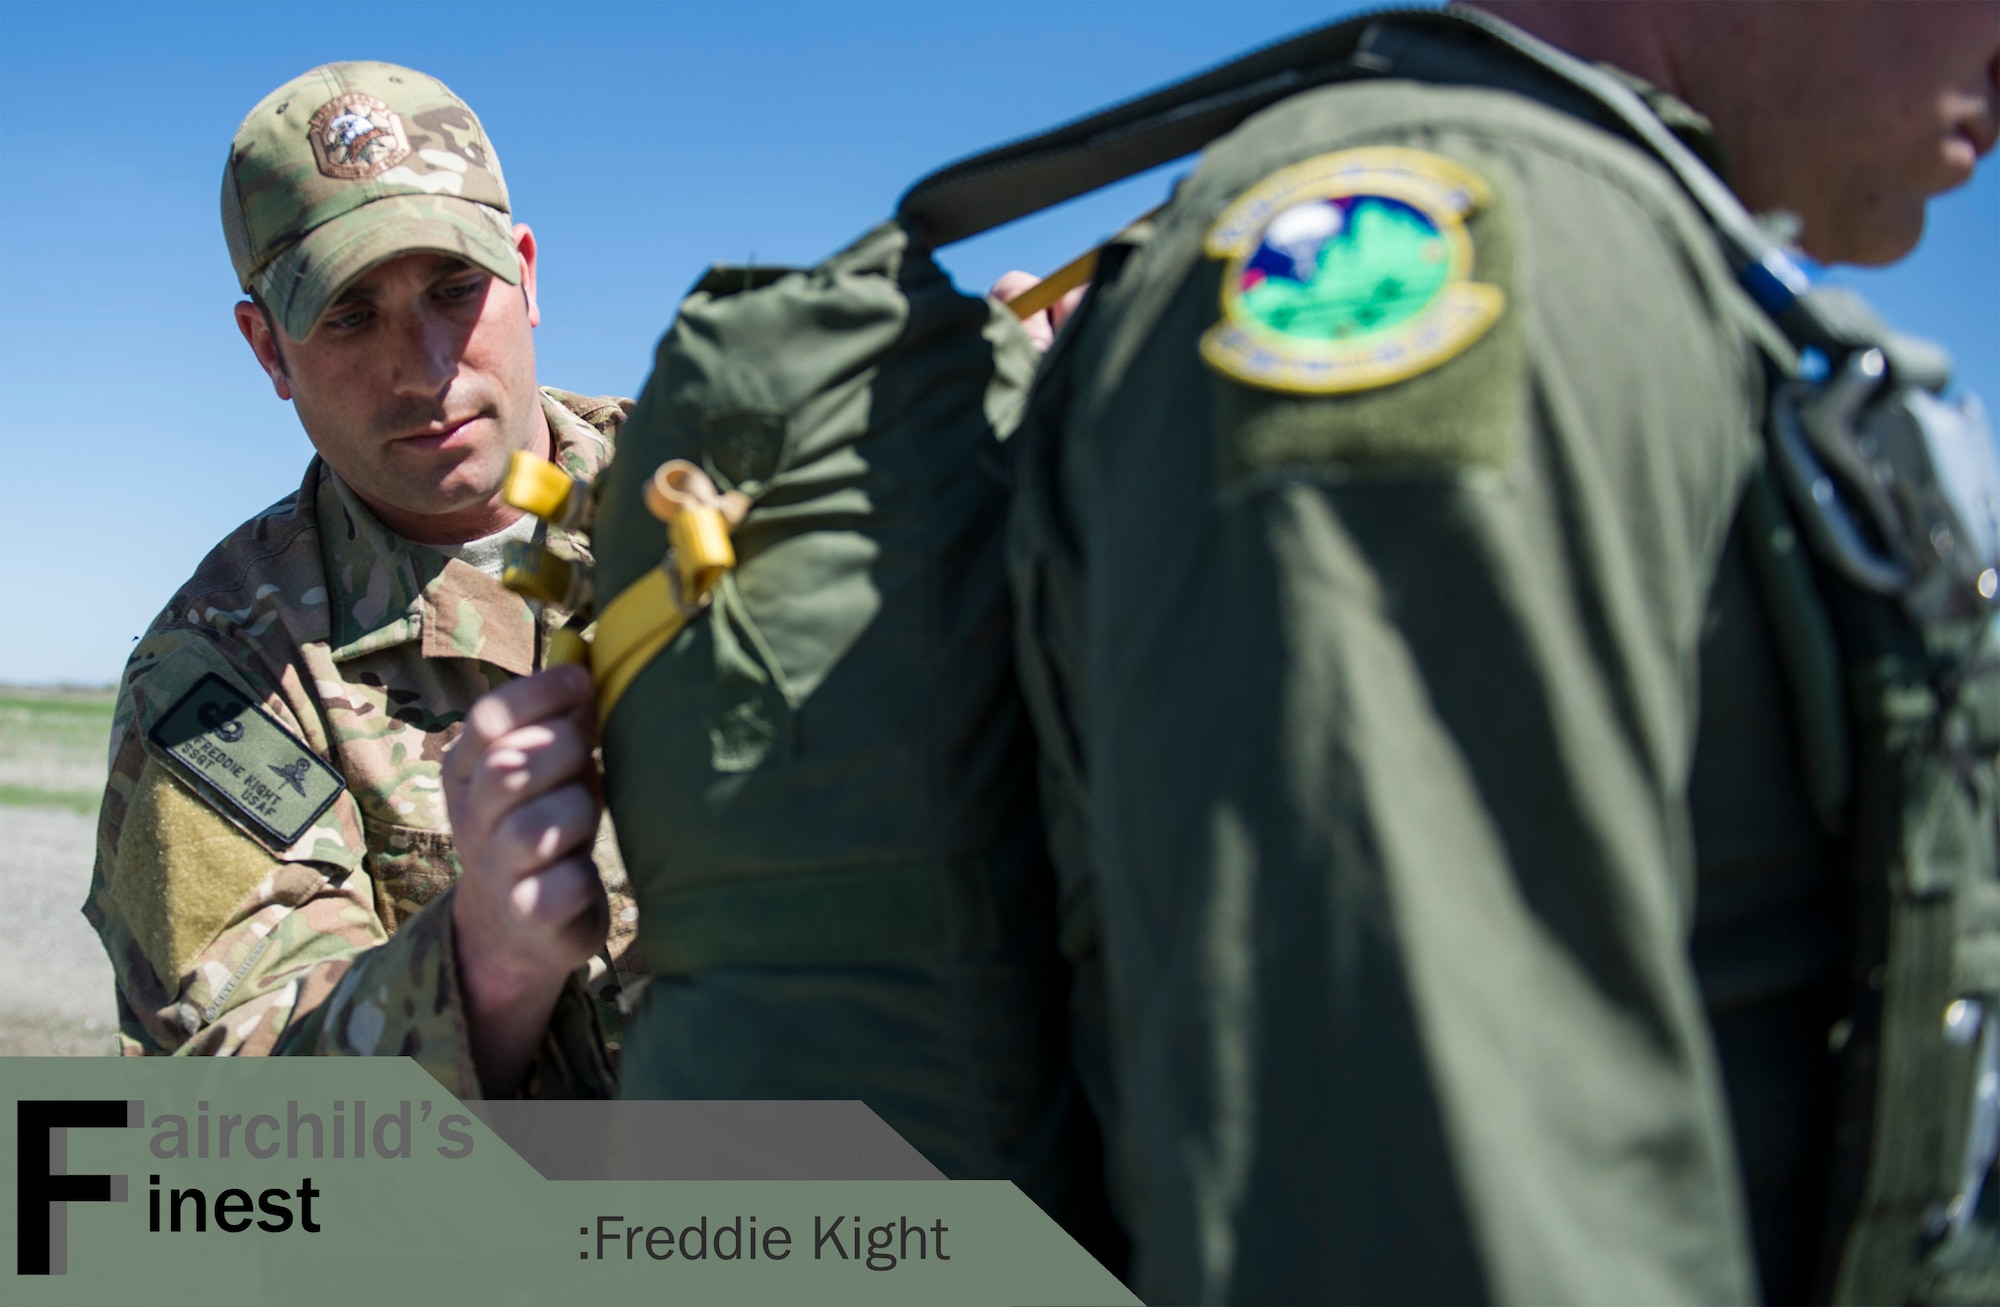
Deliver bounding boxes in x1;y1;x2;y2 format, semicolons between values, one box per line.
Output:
588;569;687;721
499;448;744;719
592;463;746;722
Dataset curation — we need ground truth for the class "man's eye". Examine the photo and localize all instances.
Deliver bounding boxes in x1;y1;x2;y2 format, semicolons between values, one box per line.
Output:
439;277;486;302
323;306;371;331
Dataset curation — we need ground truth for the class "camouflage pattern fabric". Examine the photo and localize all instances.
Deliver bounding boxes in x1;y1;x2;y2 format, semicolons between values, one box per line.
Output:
84;388;635;1099
222;60;522;343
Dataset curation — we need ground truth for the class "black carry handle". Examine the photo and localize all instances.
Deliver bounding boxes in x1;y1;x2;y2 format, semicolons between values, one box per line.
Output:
896;10;1398;249
896;5;1785;307
893;5;1701;251
903;3;1901;376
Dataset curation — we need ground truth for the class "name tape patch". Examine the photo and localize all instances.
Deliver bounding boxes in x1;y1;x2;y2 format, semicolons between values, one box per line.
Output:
149;673;343;848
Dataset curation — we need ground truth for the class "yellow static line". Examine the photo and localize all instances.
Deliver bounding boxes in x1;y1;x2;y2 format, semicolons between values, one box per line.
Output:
1002;204;1163;321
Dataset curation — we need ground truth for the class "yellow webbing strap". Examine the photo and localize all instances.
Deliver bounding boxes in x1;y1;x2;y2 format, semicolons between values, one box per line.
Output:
1004;247;1100;321
546;625;590;668
1002;204;1163;321
591;567;693;722
500;542;578;607
590;462;748;723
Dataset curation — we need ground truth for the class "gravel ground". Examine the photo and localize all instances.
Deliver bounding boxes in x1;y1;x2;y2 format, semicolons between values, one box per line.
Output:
0;740;108;795
0;805;118;1055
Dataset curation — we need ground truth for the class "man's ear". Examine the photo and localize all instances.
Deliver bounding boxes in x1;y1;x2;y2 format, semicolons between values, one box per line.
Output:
234;300;293;401
513;223;540;329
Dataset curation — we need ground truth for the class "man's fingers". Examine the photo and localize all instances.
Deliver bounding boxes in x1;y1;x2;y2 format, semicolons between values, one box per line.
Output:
1048;285;1087;331
505;855;606;931
987;270;1087;353
489;783;599;879
988;269;1040;303
465;720;592;824
444;670;610;1038
485;856;609;979
448;665;593;780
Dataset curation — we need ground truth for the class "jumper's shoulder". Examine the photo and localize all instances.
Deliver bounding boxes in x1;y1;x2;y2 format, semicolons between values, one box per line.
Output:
543;386;635;440
88;485;369;1029
541;386;631;490
127;476;334;704
1201;76;1733;283
1076;76;1761;477
105;471;360;869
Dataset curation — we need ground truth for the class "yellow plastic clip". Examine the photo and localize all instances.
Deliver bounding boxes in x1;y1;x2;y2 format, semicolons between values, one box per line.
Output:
669;507;734;602
587;460;750;722
501;542;584;609
503;451;585;528
646;461;742;602
591;569;688;722
546;625;591;668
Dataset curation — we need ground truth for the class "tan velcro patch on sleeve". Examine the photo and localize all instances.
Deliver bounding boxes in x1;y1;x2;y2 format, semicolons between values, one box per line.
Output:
106;758;286;981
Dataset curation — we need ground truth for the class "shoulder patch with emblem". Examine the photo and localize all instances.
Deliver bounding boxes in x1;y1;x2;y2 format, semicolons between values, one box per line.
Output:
148;673;343;848
1201;147;1505;395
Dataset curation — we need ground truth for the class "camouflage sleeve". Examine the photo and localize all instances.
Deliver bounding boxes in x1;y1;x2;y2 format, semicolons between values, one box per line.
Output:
284;885;615;1101
85;642;614;1098
85;725;481;1069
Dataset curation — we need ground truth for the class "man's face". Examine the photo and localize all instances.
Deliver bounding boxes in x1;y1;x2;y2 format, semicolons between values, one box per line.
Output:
1700;1;2000;266
234;226;548;544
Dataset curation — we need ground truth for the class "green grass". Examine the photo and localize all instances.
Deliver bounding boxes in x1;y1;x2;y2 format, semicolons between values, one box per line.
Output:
0;685;116;812
0;690;115;712
0;783;99;813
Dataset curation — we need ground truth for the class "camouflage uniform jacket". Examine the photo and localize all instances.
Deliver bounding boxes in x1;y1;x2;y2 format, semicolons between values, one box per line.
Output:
84;388;636;1098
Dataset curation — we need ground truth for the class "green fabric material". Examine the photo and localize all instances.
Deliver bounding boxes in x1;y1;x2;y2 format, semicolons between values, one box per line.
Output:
590;221;1119;1260
1685;511;1846;1304
1013;76;1774;1304
1736;467;1852;828
1824;604;2000;1306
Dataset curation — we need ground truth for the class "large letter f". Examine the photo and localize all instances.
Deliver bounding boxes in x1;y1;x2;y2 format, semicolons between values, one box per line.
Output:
16;1100;136;1275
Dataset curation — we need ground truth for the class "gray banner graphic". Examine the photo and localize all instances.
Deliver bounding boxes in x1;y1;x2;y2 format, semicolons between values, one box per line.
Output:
465;1100;947;1181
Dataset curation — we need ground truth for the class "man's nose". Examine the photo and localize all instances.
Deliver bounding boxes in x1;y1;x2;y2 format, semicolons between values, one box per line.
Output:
389;301;463;395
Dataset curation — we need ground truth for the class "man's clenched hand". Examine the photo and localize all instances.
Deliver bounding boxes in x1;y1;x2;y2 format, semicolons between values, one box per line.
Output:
444;663;608;1094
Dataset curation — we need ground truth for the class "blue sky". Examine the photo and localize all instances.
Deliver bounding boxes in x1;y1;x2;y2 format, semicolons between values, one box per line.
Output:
1;0;1994;684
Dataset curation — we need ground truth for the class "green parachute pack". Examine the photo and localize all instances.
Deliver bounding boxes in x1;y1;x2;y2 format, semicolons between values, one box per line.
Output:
485;16;1413;1257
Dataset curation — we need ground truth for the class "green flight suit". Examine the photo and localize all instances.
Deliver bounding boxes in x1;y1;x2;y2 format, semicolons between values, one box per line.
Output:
1009;34;1843;1306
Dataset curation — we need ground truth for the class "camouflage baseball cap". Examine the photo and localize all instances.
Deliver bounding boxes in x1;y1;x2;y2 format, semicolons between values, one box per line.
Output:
221;61;520;341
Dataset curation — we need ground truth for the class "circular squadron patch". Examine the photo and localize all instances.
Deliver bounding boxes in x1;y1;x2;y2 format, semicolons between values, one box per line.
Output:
1200;147;1505;395
307;92;411;181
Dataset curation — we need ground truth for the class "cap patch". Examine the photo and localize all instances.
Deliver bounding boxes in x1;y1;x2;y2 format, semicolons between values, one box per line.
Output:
307;92;411;180
1201;147;1504;395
